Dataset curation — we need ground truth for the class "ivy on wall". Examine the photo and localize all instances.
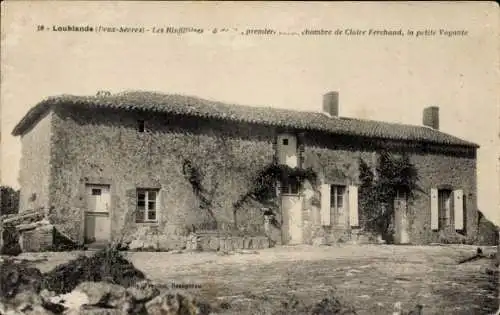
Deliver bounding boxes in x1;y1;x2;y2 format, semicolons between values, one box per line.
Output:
358;151;420;242
183;157;318;231
232;163;317;227
182;158;218;229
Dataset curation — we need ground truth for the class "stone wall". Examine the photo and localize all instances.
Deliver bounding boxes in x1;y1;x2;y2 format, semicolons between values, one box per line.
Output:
301;133;478;245
301;134;375;244
407;151;478;244
18;112;52;212
37;104;478;247
49;106;275;244
0;209;53;253
185;232;271;251
19;224;53;252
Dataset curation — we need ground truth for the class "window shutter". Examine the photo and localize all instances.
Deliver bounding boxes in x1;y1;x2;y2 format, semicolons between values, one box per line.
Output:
430;188;438;230
454;189;464;230
348;185;359;227
320;184;331;226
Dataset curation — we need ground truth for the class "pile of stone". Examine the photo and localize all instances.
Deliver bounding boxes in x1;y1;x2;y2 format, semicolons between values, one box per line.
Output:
0;248;215;315
0;279;214;315
0;258;43;299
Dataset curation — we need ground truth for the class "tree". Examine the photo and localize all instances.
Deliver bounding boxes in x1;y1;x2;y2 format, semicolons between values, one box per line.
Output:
0;186;20;215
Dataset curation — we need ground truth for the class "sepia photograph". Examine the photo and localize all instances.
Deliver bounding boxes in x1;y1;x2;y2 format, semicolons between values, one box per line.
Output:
0;2;499;314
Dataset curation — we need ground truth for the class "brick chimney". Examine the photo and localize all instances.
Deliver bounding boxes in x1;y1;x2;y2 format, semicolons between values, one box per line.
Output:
423;106;439;130
323;91;339;117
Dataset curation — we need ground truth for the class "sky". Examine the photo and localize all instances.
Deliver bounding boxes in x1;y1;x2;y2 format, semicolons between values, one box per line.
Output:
1;2;499;224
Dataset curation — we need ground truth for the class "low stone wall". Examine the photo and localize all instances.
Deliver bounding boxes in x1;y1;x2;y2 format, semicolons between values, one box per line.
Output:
127;234;187;252
311;229;385;246
19;224;54;252
186;232;271;251
0;209;54;253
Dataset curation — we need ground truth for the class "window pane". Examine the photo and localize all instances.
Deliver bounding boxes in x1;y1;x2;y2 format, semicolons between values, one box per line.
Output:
148;201;156;210
337;199;344;213
337;196;343;210
92;189;101;196
337;187;344;209
148;191;157;200
136;210;145;222
148;211;156;221
137;200;145;208
280;185;288;194
137;192;146;201
280;182;292;194
337;186;345;195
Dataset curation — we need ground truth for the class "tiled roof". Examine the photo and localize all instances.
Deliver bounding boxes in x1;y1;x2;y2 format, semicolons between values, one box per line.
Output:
12;91;478;148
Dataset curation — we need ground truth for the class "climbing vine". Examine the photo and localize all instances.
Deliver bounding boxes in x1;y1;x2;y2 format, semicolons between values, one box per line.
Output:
183;158;318;231
182;158;219;229
358;151;420;242
232;163;317;227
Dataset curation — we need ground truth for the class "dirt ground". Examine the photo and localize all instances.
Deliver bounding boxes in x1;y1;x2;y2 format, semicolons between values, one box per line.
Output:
21;244;499;315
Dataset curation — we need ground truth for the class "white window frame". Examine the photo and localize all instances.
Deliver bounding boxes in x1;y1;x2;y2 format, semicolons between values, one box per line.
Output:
330;185;346;226
136;189;159;223
438;189;452;229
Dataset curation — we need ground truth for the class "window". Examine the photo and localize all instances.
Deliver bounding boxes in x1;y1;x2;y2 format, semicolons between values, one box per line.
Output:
330;185;346;225
438;189;452;229
137;120;145;133
280;178;300;195
282;139;289;145
136;189;159;223
92;189;102;196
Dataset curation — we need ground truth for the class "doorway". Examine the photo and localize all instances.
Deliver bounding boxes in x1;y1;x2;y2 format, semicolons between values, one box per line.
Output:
394;190;410;244
281;195;303;245
84;184;111;244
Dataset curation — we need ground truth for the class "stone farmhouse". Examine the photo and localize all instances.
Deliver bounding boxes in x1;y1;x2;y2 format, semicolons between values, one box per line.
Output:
10;91;479;250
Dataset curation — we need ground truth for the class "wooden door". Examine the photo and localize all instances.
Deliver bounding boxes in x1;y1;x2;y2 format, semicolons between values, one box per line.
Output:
84;184;111;244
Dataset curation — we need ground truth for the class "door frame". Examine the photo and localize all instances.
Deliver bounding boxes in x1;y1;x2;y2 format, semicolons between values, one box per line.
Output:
84;183;112;244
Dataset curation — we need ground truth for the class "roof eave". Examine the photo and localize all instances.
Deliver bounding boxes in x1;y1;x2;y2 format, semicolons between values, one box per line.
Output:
11;94;481;150
11;101;53;136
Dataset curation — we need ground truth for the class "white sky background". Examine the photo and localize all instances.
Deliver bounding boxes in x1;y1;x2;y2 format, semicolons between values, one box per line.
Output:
1;2;499;224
